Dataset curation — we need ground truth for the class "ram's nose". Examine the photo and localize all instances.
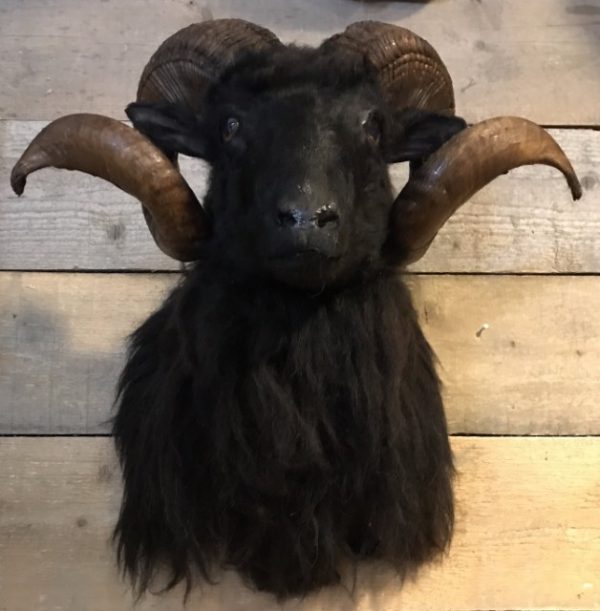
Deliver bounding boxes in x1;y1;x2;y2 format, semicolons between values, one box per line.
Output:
269;199;342;260
276;202;340;230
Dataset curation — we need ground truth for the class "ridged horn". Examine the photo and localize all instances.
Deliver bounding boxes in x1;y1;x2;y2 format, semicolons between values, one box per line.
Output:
137;19;283;109
386;116;583;265
10;114;207;261
321;21;455;115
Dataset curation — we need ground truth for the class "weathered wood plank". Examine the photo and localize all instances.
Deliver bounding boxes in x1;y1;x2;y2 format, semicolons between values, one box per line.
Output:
2;0;600;124
2;123;598;272
1;272;598;435
1;437;599;611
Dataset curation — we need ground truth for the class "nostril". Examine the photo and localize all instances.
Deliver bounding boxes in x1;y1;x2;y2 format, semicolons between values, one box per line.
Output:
277;209;300;227
315;205;340;228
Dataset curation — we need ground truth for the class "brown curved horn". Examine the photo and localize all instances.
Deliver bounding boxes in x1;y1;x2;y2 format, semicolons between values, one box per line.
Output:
321;21;455;115
137;19;283;109
386;117;583;265
10;114;207;261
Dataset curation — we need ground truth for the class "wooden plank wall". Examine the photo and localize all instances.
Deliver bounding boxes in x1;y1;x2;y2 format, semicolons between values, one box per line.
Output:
1;1;599;610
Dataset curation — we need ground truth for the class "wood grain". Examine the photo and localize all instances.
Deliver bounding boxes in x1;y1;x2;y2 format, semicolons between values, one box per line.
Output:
2;123;598;272
1;436;599;611
1;272;598;435
3;0;600;124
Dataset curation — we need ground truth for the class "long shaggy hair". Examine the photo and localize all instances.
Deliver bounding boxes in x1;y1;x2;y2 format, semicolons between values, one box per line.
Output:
113;263;454;599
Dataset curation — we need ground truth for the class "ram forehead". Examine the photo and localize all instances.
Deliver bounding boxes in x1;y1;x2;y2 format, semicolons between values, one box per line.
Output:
216;44;377;96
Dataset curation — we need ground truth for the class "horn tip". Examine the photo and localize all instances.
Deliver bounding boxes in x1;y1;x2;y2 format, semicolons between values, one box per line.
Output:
10;164;26;196
569;176;583;201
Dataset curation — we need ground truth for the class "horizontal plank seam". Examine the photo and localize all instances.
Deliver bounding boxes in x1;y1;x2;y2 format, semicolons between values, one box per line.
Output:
2;434;600;439
406;272;600;278
541;124;600;131
3;269;600;278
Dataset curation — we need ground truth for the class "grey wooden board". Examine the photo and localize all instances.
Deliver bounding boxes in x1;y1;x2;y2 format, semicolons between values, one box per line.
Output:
2;123;598;272
1;437;600;610
2;0;600;124
1;272;599;435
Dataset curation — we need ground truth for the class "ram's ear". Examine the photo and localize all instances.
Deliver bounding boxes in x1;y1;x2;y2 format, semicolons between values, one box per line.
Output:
125;101;213;161
384;108;467;164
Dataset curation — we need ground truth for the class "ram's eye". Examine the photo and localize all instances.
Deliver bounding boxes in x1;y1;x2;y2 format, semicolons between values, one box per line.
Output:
222;117;240;142
362;112;381;146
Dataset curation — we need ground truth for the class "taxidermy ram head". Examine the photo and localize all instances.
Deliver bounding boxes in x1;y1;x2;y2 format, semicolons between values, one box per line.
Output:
11;19;581;601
